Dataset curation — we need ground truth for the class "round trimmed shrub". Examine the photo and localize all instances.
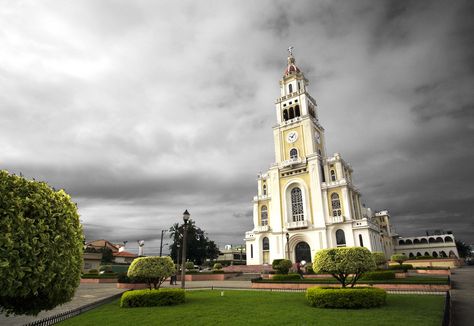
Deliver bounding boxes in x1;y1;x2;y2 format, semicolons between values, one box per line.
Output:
272;259;292;274
185;261;195;270
372;252;387;267
127;256;175;290
213;263;223;270
391;254;408;265
0;171;83;316
388;264;413;272
306;287;387;309
120;288;185;308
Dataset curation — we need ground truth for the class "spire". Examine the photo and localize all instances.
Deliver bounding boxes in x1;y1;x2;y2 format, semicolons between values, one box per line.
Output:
284;46;301;76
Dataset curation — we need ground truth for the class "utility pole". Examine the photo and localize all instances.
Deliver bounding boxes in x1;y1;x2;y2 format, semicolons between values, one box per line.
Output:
159;230;166;257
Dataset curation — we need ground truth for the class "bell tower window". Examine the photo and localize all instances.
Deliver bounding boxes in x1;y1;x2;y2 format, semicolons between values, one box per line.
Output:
289;107;295;119
295;105;300;117
330;170;336;181
288;84;293;93
331;193;342;216
290;148;298;159
261;206;268;226
291;187;304;222
283;110;288;121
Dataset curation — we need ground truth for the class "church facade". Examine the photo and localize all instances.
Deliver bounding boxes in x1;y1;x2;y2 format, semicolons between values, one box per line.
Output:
244;50;458;265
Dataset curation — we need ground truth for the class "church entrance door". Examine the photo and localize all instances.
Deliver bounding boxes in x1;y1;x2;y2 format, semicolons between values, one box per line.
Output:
295;242;311;263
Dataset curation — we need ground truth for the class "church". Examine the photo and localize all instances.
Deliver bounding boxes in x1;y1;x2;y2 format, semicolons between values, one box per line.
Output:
244;49;458;265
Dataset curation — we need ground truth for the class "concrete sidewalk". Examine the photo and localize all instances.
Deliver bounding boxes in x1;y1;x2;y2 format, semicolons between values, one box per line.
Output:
0;284;125;326
451;265;474;326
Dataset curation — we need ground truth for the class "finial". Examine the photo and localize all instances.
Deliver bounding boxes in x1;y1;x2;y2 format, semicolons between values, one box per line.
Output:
288;46;294;56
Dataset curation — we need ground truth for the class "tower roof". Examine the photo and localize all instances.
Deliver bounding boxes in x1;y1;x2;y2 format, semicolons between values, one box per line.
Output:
284;46;301;76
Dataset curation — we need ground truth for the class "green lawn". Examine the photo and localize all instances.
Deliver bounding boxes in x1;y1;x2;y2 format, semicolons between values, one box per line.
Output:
59;290;444;326
255;276;449;284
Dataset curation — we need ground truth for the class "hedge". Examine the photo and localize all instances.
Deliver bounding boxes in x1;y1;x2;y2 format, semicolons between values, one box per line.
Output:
360;271;395;281
272;273;302;281
388;264;413;272
120;289;185;308
306;287;387;309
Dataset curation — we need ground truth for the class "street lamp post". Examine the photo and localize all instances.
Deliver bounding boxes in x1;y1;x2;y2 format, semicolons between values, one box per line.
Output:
286;232;290;261
159;230;166;257
180;210;190;289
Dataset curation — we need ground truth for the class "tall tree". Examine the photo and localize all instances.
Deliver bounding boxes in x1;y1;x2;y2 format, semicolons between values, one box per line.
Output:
168;221;219;265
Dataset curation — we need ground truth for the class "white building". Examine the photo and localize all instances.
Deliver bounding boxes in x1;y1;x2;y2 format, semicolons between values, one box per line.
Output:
244;50;458;265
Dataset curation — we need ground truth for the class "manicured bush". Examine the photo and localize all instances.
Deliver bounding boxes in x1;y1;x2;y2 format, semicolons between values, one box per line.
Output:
306;287;387;309
212;270;225;274
372;252;387;267
0;171;83;316
213;263;223;270
272;273;302;281
127;256;175;290
391;254;408;266
305;265;315;275
186;269;199;274
388;264;413;272
120;289;185;308
360;271;396;281
81;273;117;279
100;265;113;273
313;247;376;287
272;259;292;274
185;262;195;270
88;269;99;275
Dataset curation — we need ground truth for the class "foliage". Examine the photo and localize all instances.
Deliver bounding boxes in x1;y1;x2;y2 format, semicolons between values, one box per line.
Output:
305;265;315;274
212;270;225;274
456;240;471;258
100;248;114;264
213;263;223;270
306;287;387;309
99;265;113;273
388;264;413;272
415;255;434;260
88;269;99;275
391;254;408;266
127;256;175;290
168;221;219;265
185;262;195;270
372;252;387;267
272;259;292;274
360;271;396;281
312;247;376;287
271;273;302;281
120;289;185;308
81;273;117;279
58;291;445;326
0;170;83;316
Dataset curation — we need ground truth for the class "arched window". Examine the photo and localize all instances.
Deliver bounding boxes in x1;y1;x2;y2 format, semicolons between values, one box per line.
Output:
424;252;430;256
413;239;420;244
436;237;443;243
330;170;336;181
283;110;288;121
440;251;447;258
288;84;293;93
250;244;253;258
429;238;436;243
295;105;300;117
290;148;298;159
399;240;405;245
289;107;295;119
262;237;269;251
416;252;422;257
405;239;413;245
420;238;428;244
336;229;346;246
263;184;267;196
409;253;414;258
432;252;438;258
297;82;301;90
261;206;268;226
290;187;304;222
359;234;364;247
331;193;342;216
444;236;453;242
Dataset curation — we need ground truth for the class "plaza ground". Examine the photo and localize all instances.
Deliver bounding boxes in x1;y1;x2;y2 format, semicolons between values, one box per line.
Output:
1;266;473;325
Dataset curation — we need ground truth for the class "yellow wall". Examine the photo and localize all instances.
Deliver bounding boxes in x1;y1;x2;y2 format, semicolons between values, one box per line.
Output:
278;172;313;224
327;187;345;216
282;126;306;160
258;201;270;225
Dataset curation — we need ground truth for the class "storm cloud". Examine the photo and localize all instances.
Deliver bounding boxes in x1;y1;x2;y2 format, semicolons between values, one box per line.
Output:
1;0;473;254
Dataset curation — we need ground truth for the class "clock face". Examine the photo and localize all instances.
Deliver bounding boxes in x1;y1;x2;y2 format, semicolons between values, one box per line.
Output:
286;131;298;143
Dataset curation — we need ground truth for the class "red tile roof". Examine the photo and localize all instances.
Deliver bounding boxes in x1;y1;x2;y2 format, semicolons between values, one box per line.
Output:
113;251;137;258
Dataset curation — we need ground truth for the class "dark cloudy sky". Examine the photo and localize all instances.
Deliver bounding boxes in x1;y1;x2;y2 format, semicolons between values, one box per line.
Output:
1;0;473;254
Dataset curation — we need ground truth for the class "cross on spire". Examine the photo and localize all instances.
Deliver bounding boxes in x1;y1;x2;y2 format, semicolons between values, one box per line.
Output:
288;46;294;56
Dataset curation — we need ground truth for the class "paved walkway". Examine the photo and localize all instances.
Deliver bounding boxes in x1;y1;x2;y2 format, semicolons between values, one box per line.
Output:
451;265;474;326
0;283;125;326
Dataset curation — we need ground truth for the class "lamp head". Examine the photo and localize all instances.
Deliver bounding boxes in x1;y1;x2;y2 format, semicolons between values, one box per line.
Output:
183;210;190;222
